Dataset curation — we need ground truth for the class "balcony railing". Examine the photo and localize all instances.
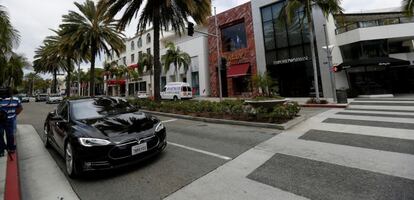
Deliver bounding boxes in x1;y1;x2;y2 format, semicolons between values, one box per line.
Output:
335;16;414;35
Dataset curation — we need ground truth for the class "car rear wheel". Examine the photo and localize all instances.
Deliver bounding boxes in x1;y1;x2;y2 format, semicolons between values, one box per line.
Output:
173;96;178;101
65;143;81;178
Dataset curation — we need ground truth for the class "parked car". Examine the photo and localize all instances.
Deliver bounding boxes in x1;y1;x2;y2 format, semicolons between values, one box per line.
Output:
136;91;149;99
17;93;30;103
46;94;63;104
35;94;48;102
160;82;193;100
43;97;167;177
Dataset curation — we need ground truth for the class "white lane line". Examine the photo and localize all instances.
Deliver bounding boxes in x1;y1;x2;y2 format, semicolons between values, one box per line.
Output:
162;119;178;123
168;142;232;161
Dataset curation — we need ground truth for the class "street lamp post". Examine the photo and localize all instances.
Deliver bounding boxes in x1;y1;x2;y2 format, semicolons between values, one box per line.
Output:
323;24;337;103
214;7;223;101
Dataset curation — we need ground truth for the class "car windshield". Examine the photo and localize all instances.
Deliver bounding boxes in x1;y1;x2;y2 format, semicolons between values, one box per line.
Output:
72;97;138;120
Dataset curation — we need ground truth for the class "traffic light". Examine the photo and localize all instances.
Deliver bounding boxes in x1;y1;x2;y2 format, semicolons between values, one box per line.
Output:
187;22;194;36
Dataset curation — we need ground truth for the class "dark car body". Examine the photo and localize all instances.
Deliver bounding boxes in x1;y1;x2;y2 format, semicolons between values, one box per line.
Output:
44;97;167;177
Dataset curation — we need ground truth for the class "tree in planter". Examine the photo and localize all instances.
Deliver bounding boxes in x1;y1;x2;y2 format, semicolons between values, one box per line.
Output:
279;0;343;102
403;0;414;16
161;42;191;82
102;0;211;100
252;72;277;97
138;52;154;95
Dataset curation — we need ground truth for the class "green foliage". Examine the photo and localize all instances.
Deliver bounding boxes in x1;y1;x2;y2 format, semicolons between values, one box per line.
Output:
128;99;301;124
161;41;191;81
306;98;329;104
403;0;414;16
252;72;276;97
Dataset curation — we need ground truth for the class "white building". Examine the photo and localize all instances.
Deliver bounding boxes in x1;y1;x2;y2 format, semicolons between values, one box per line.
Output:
105;26;210;97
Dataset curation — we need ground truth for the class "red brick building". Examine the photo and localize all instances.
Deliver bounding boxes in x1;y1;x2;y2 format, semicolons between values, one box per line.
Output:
208;2;257;97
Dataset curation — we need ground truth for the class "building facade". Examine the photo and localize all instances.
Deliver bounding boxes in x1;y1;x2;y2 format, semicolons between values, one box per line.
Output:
208;2;258;97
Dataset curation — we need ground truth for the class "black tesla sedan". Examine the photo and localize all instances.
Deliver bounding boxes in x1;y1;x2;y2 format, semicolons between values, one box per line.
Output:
43;97;167;177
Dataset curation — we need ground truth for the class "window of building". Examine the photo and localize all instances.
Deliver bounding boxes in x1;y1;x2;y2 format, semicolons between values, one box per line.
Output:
221;22;247;52
146;33;151;44
138;37;142;48
138;51;143;61
131;54;135;63
147;48;151;55
122;57;126;65
131;41;135;50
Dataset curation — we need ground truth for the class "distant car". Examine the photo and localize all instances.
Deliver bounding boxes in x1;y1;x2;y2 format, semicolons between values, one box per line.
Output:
17;94;30;103
46;94;63;104
43;97;167;177
35;94;48;102
161;82;193;100
136;91;149;99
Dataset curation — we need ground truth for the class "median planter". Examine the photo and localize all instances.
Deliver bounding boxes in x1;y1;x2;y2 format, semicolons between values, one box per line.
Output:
129;99;301;124
244;99;287;109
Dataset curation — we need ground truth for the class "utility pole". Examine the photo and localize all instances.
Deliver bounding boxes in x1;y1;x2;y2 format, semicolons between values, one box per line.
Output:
323;24;337;103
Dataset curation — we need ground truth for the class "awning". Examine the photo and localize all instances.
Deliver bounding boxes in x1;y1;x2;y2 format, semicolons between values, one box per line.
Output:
338;57;410;68
227;63;250;78
128;64;139;69
107;79;126;85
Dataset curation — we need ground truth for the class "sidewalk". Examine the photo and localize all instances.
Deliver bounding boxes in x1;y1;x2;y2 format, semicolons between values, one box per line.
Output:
0;125;79;200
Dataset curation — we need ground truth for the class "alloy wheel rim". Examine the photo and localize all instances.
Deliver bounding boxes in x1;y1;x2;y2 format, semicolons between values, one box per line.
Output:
66;144;73;174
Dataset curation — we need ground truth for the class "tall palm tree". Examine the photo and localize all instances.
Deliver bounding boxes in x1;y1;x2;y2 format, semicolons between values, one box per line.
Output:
24;72;40;96
0;4;20;87
102;0;211;100
280;0;343;101
161;42;191;82
403;0;414;16
59;0;125;97
4;53;27;87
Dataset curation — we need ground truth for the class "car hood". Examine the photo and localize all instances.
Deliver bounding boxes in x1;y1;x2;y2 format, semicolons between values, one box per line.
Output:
75;112;158;144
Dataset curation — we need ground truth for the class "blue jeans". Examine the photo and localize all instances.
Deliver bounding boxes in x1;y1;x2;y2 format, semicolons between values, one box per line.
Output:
0;118;16;153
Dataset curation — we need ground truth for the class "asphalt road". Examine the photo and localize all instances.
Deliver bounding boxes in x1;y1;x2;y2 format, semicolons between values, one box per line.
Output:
17;101;278;200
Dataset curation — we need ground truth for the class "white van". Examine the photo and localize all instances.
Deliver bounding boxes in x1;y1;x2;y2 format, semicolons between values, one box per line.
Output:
161;82;193;100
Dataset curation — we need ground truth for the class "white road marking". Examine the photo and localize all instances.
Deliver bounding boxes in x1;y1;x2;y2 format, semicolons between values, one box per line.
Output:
162;119;178;123
168;142;232;161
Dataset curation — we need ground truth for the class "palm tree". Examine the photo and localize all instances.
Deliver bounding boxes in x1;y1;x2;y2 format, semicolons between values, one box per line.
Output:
280;0;343;101
161;42;191;82
102;0;211;100
403;0;414;16
3;53;27;87
0;4;20;87
138;52;154;95
24;72;40;96
59;0;125;97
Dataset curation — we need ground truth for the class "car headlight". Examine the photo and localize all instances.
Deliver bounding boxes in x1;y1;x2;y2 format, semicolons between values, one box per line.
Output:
155;122;165;132
79;138;111;147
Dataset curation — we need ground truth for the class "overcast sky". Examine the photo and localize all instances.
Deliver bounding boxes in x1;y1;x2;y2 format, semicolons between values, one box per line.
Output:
1;0;403;74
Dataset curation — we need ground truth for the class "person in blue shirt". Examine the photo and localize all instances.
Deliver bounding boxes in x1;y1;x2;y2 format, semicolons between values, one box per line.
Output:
0;88;23;157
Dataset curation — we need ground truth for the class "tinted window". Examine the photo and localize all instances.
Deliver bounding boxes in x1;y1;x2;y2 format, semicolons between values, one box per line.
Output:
58;103;69;120
72;98;137;120
221;22;247;52
181;87;187;92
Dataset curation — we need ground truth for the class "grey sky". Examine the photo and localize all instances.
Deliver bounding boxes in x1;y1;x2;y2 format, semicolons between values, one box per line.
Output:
1;0;403;73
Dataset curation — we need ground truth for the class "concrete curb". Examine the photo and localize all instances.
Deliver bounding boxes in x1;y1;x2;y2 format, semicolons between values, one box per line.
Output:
16;125;80;200
4;152;20;200
142;110;306;130
301;104;348;108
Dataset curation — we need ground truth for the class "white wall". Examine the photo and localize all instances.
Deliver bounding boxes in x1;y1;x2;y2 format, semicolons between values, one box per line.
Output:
336;23;414;46
160;27;210;97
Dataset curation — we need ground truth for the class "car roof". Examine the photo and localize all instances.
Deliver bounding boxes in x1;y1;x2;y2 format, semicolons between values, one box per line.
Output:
67;96;126;104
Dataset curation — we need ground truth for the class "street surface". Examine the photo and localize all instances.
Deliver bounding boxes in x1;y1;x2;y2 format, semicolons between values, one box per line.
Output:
17;101;278;200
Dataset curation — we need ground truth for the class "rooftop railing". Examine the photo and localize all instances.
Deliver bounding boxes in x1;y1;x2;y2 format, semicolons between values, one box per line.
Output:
335;16;414;35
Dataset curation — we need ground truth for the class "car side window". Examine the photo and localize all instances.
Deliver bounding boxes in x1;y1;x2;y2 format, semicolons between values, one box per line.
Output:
58;103;69;120
162;87;166;92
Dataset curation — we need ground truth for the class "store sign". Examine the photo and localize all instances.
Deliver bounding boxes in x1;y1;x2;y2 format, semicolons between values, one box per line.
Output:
223;51;245;65
273;56;309;65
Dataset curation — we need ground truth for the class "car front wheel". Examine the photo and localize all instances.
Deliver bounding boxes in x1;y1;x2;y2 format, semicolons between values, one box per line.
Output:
65;143;81;178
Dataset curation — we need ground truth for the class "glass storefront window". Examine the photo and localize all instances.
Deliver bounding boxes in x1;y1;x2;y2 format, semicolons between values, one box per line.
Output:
263;21;275;50
221;22;247;52
262;6;272;22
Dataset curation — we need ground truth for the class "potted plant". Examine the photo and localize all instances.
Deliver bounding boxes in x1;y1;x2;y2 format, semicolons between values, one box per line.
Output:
245;72;287;109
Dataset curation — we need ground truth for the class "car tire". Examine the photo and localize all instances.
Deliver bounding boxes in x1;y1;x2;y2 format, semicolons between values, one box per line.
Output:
65;143;81;178
44;125;51;148
173;96;178;101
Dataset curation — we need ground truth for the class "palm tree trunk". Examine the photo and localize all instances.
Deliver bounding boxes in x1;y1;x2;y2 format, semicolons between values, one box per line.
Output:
306;0;320;102
90;44;97;97
175;65;178;82
53;69;57;94
153;7;161;101
66;59;71;97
